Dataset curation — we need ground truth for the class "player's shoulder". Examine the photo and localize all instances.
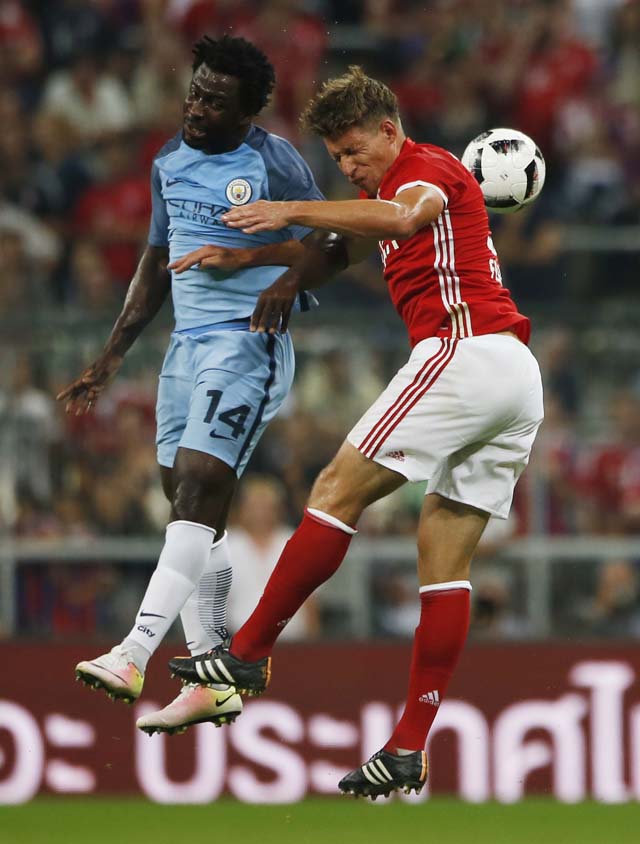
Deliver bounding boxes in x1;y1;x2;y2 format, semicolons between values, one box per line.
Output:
153;131;182;165
384;139;472;202
244;124;321;199
406;141;467;175
244;124;305;167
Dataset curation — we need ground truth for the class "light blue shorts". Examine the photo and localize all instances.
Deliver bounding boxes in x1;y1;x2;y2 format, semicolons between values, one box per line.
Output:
156;320;294;476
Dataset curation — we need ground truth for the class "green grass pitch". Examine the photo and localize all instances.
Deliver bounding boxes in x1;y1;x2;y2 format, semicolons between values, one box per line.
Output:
1;798;639;844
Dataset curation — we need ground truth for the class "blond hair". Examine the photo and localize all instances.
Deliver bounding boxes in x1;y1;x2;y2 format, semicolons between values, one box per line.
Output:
300;66;399;139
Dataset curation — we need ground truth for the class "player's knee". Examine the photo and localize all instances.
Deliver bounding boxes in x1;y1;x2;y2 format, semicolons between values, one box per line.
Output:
309;461;344;506
171;476;204;521
308;460;367;525
171;473;233;525
171;450;235;521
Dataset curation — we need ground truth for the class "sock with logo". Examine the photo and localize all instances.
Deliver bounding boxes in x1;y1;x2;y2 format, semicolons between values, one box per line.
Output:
180;531;232;656
386;582;471;753
231;508;356;661
122;520;216;672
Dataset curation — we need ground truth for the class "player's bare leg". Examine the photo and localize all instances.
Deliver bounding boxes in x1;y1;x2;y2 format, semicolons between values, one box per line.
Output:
306;440;407;525
339;495;489;798
78;447;242;725
416;494;489;585
169;442;404;692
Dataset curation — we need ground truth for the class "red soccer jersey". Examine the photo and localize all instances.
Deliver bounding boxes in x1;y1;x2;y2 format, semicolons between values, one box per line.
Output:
373;138;530;347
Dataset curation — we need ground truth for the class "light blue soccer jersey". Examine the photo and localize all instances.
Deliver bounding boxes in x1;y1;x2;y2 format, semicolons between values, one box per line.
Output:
148;125;323;330
150;125;322;473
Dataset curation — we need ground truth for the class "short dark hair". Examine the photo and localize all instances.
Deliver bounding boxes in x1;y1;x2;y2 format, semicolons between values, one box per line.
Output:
300;66;399;139
192;35;275;116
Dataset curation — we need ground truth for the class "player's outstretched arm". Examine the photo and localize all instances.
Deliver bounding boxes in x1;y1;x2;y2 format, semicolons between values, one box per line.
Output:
168;240;306;274
251;231;375;334
222;186;444;239
56;245;170;415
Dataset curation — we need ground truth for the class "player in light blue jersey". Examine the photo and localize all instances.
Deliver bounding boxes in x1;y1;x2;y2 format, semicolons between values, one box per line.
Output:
57;36;332;734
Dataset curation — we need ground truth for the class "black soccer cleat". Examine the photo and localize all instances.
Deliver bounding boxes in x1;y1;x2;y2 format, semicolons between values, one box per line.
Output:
168;643;271;696
338;749;428;800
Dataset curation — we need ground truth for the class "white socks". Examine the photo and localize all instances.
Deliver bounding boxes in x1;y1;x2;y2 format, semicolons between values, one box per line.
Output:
180;531;233;656
122;520;215;672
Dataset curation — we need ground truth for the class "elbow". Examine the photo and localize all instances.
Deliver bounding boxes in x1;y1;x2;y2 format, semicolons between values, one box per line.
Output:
394;214;420;239
321;232;349;271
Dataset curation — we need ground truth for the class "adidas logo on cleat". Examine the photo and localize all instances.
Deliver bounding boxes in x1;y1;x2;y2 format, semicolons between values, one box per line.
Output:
168;646;271;697
338;748;428;801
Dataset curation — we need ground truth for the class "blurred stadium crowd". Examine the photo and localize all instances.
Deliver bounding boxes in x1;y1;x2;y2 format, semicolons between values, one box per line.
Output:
1;0;639;642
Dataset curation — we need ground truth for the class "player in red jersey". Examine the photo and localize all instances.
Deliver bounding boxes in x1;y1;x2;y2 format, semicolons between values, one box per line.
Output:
170;67;544;798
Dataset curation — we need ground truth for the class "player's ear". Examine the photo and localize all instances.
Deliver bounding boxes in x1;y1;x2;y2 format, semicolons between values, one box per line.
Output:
381;119;398;143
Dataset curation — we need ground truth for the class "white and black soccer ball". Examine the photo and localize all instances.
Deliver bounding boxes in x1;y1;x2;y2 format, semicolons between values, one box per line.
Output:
461;128;546;214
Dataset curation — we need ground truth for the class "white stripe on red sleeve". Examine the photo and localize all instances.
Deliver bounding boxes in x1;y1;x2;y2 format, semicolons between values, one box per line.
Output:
395;180;448;207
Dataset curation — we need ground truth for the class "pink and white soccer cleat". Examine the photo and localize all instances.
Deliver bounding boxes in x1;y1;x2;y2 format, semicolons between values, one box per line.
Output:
75;644;144;704
136;683;243;735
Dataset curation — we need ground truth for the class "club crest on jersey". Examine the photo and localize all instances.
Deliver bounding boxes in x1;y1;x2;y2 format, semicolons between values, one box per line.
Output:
226;178;252;205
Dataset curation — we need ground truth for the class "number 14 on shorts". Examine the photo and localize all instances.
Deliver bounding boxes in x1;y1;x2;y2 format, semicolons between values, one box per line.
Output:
204;389;251;440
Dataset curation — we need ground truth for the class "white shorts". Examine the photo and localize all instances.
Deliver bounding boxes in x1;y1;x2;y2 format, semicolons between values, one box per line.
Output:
347;334;544;519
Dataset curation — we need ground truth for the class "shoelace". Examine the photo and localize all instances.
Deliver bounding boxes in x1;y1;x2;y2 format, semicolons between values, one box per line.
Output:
201;643;226;660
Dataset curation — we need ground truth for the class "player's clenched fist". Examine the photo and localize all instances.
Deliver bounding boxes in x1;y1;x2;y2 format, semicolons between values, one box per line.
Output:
56;354;123;415
168;245;253;274
222;200;291;234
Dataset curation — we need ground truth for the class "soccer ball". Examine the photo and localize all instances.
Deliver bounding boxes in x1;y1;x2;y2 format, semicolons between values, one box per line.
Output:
461;128;546;214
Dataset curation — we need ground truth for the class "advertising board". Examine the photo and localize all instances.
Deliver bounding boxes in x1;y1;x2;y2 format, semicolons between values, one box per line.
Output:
1;642;638;803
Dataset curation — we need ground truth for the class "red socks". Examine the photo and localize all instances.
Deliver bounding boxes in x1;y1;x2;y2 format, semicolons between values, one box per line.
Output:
387;582;471;752
231;508;356;661
231;506;470;756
